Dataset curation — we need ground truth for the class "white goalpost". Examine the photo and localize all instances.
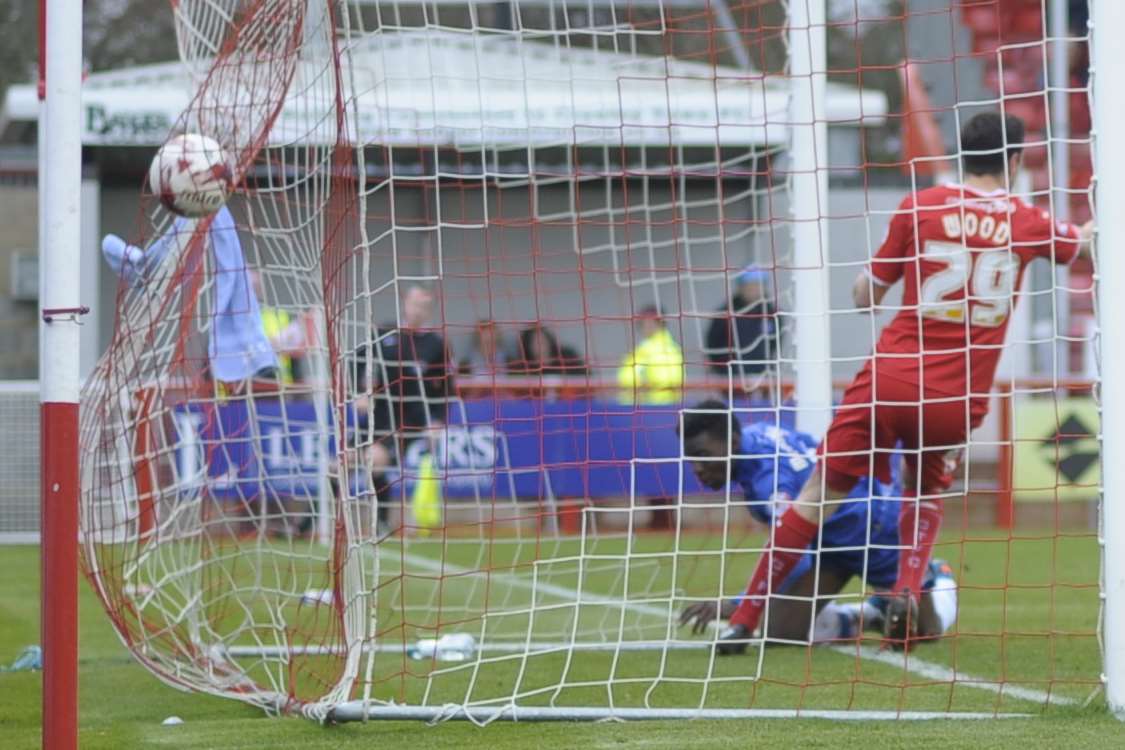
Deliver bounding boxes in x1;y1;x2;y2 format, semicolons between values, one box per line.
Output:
40;0;84;746
1091;0;1125;720
789;0;833;441
32;0;1121;731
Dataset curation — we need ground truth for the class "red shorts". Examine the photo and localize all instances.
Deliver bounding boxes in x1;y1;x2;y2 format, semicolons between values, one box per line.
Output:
821;362;989;495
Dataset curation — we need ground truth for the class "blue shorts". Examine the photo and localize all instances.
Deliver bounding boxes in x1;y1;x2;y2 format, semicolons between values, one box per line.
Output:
779;500;900;593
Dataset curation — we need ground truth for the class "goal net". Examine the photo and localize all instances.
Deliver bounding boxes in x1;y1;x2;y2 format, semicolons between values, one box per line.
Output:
79;0;1104;722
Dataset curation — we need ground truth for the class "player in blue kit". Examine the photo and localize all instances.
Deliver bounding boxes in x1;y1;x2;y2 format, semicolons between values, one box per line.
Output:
677;400;957;647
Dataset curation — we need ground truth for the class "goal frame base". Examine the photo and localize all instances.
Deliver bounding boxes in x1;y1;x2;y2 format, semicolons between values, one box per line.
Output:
327;704;1033;723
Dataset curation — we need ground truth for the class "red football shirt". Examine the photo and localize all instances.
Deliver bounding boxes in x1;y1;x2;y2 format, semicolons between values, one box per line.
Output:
868;183;1081;399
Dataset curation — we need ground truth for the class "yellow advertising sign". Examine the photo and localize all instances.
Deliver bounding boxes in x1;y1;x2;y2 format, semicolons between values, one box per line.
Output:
1012;397;1100;502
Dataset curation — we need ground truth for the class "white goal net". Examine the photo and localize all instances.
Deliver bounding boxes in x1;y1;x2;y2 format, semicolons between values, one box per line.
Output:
78;0;1105;723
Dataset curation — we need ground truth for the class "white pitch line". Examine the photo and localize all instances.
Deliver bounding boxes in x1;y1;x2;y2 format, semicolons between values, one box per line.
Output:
383;546;671;619
382;547;1078;709
833;645;1079;708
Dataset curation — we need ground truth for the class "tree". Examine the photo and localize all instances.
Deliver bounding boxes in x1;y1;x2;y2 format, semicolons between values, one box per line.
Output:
0;0;177;103
0;0;37;101
84;0;178;74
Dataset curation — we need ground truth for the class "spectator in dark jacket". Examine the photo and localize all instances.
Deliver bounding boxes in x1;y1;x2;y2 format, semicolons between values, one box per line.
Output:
353;286;452;432
348;285;452;533
509;324;587;376
705;266;778;377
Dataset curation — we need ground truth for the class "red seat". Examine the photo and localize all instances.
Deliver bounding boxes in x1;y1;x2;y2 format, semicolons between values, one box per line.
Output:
1069;91;1091;134
1000;7;1042;41
1020;135;1048;169
974;39;1002;59
999;68;1042;95
1029;167;1051;193
1069;148;1093;194
963;7;999;35
983;65;1001;92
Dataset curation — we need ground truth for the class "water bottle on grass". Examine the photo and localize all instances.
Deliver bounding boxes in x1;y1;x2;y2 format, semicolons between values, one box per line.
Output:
407;633;476;662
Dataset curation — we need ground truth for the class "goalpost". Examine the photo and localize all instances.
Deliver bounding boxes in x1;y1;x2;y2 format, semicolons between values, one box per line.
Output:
35;0;1123;733
1092;0;1125;721
40;0;83;746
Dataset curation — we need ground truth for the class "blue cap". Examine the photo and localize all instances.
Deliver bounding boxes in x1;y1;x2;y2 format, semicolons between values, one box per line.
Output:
736;265;769;286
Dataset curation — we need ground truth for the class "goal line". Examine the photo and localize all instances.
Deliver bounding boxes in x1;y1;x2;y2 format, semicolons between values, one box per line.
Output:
327;705;1035;723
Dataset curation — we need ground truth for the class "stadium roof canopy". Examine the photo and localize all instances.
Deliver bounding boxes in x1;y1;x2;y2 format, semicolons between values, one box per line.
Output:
1;31;887;148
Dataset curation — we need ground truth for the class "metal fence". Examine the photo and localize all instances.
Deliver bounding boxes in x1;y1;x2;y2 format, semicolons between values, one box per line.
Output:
0;381;39;542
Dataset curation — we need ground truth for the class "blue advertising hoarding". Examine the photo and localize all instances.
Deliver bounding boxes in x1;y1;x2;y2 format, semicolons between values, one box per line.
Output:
173;397;793;502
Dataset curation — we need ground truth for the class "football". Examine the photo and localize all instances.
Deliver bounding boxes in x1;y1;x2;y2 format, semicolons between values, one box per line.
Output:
147;133;232;218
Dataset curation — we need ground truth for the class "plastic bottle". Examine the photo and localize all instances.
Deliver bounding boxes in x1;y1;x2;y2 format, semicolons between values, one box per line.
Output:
407;633;476;662
435;633;476;661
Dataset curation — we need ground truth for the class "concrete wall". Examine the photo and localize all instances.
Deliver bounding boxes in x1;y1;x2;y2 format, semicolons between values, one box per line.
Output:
0;182;40;378
0;177;102;380
98;184;148;358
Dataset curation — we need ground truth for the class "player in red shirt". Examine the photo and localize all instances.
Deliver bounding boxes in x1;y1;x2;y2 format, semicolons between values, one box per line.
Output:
715;112;1093;652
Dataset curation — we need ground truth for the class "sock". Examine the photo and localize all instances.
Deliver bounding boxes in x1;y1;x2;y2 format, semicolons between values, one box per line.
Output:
729;508;819;633
859;599;884;630
303;475;339;535
371;471;391;526
928;573;958;634
894;495;944;598
836;600;884;633
812;602;857;642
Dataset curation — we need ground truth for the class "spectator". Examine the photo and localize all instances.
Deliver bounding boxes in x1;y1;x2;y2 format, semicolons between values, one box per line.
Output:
459;319;510;376
105;210;293;533
704;265;778;377
617;305;683;405
102;206;279;386
509;324;587;376
349;285;452;534
250;270;314;384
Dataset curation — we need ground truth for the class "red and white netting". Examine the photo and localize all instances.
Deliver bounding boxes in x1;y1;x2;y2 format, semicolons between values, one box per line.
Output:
78;0;1101;722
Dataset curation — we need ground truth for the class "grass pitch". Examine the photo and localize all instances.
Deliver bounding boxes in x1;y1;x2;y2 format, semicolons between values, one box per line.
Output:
1;531;1124;749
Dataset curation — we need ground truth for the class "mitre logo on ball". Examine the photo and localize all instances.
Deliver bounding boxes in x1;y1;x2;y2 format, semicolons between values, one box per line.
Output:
148;133;232;218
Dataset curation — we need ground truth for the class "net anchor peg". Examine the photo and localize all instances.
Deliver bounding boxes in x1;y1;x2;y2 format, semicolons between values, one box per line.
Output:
41;306;90;324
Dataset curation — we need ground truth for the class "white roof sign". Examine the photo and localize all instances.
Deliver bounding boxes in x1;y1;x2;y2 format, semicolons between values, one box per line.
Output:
2;31;887;148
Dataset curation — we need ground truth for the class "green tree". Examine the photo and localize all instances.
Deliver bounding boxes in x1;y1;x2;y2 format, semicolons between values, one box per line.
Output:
0;0;177;102
0;0;37;100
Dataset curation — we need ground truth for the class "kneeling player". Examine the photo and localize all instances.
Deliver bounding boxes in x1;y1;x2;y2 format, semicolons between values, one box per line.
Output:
676;400;957;647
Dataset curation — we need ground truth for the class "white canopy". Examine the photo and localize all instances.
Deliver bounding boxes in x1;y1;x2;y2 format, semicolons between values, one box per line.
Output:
1;31;887;148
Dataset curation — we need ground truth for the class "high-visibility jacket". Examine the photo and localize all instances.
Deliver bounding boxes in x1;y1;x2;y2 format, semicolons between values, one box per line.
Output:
260;306;294;384
412;453;443;533
617;328;683;404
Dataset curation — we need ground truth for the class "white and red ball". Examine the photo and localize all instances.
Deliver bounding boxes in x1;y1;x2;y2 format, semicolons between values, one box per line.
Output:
148;133;232;218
